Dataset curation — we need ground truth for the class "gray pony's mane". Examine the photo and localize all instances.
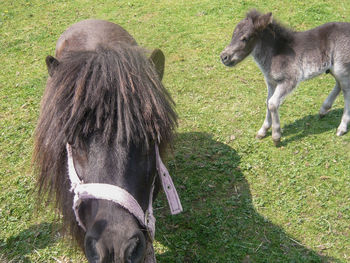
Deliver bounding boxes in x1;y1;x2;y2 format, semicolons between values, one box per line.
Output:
247;9;295;44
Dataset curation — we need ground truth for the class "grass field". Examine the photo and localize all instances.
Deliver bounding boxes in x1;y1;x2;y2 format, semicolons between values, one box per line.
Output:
1;0;350;262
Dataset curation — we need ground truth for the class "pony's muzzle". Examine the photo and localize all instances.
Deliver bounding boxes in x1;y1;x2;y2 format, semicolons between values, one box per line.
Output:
84;229;147;263
220;50;236;67
220;51;230;64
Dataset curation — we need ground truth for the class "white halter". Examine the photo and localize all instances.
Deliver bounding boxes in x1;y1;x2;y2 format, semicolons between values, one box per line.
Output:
66;143;182;262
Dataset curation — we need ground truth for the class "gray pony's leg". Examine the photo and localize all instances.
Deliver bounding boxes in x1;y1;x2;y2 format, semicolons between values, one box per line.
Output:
256;81;276;139
319;81;341;117
336;80;350;136
267;81;296;144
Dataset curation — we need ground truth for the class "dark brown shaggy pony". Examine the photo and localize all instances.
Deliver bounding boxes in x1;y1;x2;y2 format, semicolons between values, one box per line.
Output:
33;19;177;262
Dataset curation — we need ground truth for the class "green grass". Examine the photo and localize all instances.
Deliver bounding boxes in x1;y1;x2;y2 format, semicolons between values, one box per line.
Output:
1;0;350;262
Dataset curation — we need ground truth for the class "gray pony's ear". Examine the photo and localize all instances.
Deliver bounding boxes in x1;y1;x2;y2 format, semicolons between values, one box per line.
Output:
254;12;273;31
46;55;60;77
149;49;165;80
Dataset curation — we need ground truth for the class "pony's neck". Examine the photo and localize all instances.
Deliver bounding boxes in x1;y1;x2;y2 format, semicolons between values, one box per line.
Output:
252;22;295;71
251;31;275;71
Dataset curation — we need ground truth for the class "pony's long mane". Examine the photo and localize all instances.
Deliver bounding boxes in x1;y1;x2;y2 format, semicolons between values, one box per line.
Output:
33;44;177;245
247;9;295;44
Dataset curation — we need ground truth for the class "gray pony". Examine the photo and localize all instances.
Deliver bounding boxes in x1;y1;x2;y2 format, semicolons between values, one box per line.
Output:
221;9;350;144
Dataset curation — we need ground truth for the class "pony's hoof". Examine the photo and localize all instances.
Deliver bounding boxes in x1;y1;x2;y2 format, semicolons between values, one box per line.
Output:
336;129;347;136
319;113;326;119
273;139;281;146
256;128;268;139
319;107;330;118
256;133;266;139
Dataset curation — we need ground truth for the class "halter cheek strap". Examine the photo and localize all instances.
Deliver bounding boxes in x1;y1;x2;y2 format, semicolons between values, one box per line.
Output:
155;146;183;215
66;143;182;262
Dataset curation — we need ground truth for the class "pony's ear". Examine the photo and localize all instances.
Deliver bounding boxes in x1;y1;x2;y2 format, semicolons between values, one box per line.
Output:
149;49;165;80
45;55;60;77
254;12;273;31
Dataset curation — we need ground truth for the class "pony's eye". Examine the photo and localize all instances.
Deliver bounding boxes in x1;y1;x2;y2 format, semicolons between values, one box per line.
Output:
241;37;248;42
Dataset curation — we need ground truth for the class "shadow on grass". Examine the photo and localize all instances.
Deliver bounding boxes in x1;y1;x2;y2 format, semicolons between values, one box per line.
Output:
0;222;59;263
0;133;339;263
278;108;343;146
154;132;338;262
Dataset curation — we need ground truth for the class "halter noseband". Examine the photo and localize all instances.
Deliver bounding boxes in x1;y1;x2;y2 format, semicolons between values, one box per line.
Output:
66;143;182;262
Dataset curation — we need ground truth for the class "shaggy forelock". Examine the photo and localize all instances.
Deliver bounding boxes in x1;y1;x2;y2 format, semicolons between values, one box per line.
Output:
50;45;176;146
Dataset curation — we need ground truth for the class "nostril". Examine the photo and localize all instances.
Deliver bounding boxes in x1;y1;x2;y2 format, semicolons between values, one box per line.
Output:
220;53;229;62
123;231;146;263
